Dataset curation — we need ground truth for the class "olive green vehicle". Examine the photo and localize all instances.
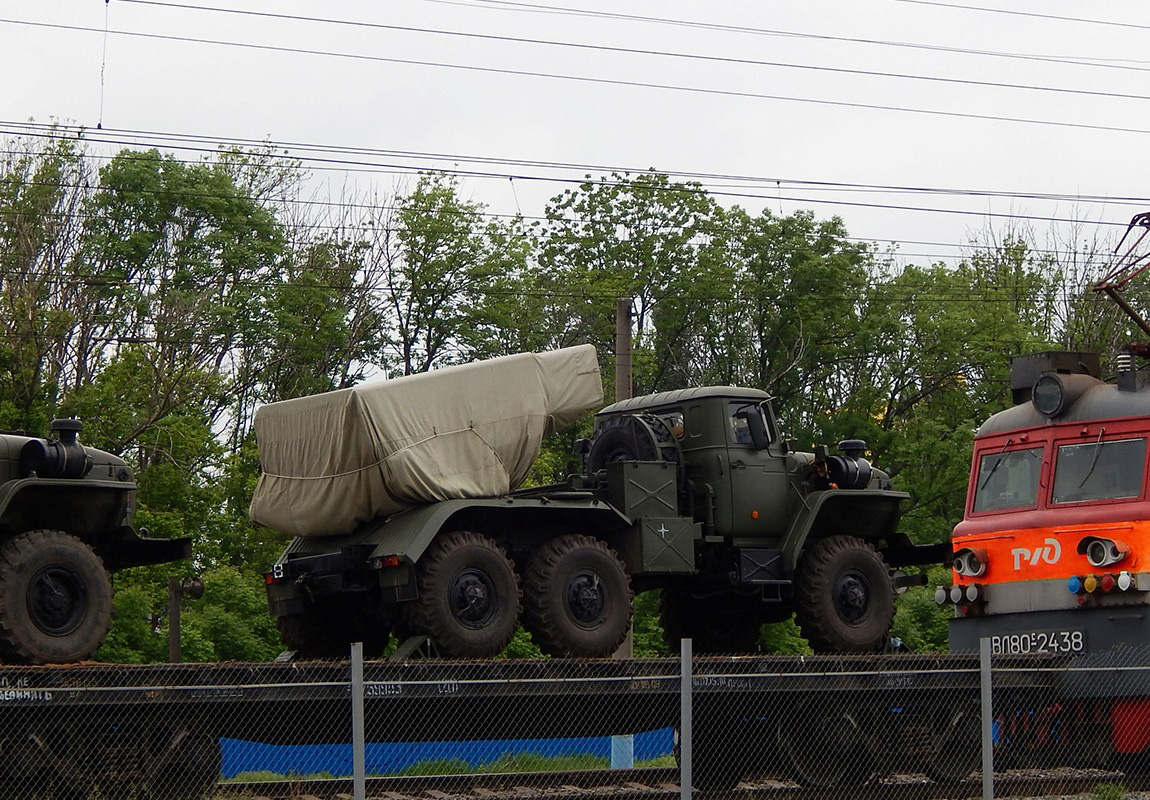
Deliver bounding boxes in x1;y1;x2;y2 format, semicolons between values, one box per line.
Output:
0;419;190;664
265;386;940;659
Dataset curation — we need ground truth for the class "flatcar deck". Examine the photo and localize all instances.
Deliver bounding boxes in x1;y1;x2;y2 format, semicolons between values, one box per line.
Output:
0;653;1059;745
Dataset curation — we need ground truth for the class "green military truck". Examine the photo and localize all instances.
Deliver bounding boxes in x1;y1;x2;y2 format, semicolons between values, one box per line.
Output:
258;346;936;659
0;419;190;663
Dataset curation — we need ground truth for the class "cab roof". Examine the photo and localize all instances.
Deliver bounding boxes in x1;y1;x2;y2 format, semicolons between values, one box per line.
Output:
597;386;770;416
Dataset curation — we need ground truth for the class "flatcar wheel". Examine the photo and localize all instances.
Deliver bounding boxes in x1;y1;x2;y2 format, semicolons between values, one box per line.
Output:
402;530;521;658
926;702;981;782
522;535;632;657
146;729;222;800
777;701;869;786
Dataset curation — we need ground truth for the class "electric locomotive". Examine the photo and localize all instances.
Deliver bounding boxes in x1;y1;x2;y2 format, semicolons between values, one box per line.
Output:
939;213;1150;768
943;349;1150;656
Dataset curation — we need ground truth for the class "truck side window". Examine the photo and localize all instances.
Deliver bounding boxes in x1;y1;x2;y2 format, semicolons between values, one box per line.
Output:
661;411;685;439
728;402;764;446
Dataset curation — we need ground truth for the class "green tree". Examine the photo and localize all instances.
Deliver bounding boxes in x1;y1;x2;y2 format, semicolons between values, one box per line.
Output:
537;171;724;396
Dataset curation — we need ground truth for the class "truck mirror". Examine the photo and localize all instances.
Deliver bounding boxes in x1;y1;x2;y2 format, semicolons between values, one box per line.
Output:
736;409;770;450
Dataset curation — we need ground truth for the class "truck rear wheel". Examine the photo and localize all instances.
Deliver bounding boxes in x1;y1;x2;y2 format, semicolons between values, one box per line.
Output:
523;535;632;657
0;530;113;664
402;530;521;658
794;535;894;653
660;591;764;654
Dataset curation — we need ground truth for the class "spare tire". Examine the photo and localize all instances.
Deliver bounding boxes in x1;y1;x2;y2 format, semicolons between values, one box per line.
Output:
587;414;680;473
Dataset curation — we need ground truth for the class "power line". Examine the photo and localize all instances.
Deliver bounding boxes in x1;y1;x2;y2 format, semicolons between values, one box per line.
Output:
0;123;1142;237
104;1;1150;106
426;0;1150;70
7;18;1150;138
11;119;1150;206
889;0;1150;32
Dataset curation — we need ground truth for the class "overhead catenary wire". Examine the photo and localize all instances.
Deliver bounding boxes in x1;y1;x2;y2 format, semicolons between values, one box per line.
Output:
6;17;1150;139
91;1;1150;105
0;123;1143;240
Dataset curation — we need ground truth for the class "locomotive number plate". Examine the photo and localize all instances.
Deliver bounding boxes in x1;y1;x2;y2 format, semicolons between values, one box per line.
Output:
990;630;1085;655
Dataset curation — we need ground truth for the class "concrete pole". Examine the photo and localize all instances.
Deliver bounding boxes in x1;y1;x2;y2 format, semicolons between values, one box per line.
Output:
615;298;632;404
610;296;635;768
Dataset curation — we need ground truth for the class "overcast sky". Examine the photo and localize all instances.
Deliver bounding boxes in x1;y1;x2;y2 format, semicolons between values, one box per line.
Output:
4;0;1150;268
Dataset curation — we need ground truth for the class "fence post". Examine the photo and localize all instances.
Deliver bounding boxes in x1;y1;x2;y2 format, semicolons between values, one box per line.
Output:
680;638;692;800
980;637;994;800
351;641;366;800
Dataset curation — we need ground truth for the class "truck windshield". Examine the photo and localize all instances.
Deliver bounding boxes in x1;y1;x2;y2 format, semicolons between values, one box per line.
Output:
972;446;1043;513
1052;437;1146;504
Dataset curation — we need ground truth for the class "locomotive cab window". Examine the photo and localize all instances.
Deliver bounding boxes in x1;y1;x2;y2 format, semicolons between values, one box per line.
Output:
1052;437;1146;505
972;446;1043;513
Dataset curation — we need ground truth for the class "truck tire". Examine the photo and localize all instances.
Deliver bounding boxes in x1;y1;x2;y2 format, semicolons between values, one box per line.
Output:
402;530;521;658
660;591;764;654
523;535;632;657
0;530;113;664
794;535;894;653
587;414;679;473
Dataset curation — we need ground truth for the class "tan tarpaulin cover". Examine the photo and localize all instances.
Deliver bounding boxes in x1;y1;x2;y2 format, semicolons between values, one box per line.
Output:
249;345;602;537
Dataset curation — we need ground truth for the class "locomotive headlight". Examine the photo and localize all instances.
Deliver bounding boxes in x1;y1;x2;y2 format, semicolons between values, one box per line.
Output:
952;548;988;578
1078;537;1130;568
1032;374;1065;417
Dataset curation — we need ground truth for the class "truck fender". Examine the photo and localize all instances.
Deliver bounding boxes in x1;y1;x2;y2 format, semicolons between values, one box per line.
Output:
779;488;909;571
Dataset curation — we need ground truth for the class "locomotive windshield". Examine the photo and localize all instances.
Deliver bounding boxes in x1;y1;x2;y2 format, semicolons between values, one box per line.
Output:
1051;437;1146;504
972;446;1043;512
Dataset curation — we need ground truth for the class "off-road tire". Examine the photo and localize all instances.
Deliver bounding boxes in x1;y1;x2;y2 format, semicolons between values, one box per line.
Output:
276;608;391;660
587;414;680;473
523;535;632;657
794;535;894;653
660;591;766;654
402;531;521;659
0;530;113;664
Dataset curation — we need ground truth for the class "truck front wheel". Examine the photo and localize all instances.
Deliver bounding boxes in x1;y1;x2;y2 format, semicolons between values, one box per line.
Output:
523;535;632;657
403;530;521;658
794;535;894;653
0;529;113;664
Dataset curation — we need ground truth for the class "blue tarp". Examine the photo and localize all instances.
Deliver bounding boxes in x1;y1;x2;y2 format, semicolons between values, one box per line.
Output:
220;730;674;779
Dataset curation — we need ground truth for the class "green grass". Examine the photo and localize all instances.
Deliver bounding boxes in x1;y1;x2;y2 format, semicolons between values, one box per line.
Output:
219;750;676;782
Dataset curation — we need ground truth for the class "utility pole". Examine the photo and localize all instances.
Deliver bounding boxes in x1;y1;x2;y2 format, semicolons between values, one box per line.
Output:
615;298;632;403
611;297;635;769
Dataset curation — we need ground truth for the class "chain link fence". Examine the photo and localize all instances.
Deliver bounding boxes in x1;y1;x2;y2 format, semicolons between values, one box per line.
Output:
0;643;1149;798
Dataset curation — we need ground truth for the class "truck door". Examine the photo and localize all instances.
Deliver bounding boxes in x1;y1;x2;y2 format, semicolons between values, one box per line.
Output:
726;401;790;540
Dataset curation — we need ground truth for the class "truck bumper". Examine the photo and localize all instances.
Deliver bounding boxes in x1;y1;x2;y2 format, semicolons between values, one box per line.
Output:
264;544;415;618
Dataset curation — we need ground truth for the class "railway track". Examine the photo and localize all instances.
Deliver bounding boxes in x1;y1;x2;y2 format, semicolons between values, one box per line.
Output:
214;766;1145;799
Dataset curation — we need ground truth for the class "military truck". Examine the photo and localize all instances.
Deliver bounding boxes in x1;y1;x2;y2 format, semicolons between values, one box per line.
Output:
258;346;938;659
0;419;190;663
